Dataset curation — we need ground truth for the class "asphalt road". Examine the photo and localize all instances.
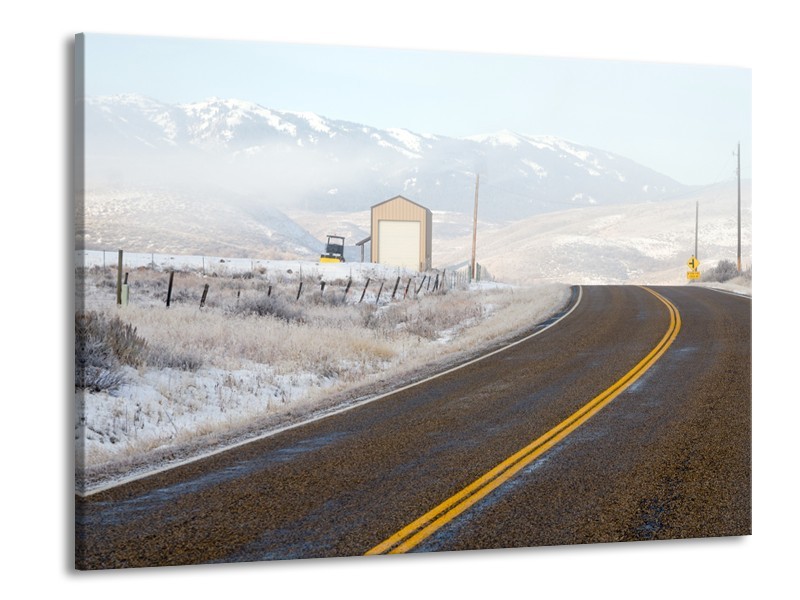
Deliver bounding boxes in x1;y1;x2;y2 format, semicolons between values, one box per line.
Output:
75;285;751;569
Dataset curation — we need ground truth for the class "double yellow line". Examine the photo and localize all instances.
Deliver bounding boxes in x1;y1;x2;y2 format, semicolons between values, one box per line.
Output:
366;286;681;555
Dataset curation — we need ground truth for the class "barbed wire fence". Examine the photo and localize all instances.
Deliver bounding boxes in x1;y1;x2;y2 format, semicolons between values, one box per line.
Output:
76;249;491;311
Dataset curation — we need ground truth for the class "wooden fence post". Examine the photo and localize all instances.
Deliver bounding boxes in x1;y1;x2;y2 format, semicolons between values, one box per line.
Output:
200;283;209;308
404;278;412;299
415;276;426;296
359;278;370;303
343;278;352;301
391;276;400;300
376;281;384;304
166;271;175;307
320;281;326;296
296;281;303;301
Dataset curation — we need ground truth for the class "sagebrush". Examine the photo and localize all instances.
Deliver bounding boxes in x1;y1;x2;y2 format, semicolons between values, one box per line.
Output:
701;259;752;283
75;311;148;391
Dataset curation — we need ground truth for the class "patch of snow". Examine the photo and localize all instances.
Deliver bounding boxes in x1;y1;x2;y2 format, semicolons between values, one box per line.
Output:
465;131;522;147
570;193;597;204
386;128;423;152
376;139;423;159
290;111;332;134
521;159;548;179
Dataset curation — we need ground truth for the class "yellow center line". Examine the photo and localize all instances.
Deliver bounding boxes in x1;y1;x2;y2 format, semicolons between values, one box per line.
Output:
365;286;681;555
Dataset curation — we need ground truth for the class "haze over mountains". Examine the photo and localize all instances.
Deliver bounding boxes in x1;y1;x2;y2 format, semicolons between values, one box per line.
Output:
78;94;750;283
82;94;693;215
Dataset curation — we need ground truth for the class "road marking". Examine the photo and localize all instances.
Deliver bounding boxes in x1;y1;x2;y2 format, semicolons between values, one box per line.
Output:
365;286;681;555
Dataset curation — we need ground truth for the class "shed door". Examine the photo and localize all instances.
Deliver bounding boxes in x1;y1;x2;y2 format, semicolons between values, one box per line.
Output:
378;220;421;270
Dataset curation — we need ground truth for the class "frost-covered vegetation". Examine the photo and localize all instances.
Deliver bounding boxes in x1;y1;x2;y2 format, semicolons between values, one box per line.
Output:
701;259;752;284
75;261;571;489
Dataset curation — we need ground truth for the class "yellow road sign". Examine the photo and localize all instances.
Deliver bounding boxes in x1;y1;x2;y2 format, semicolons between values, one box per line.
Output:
687;256;700;270
687;271;700;280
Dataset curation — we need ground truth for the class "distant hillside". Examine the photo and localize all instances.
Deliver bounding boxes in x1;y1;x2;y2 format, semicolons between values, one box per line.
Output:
77;178;750;288
433;181;752;285
76;186;322;260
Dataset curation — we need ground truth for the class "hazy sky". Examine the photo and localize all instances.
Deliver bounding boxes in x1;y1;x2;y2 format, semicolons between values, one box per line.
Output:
82;33;751;186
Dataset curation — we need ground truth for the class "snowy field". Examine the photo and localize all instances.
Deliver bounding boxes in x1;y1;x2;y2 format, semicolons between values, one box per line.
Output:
75;251;571;492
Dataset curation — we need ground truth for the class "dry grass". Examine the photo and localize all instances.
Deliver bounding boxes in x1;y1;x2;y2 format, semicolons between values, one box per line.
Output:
75;264;571;483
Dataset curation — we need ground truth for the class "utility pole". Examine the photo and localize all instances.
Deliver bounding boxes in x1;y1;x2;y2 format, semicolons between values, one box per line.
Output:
471;173;480;281
695;201;699;260
737;141;742;272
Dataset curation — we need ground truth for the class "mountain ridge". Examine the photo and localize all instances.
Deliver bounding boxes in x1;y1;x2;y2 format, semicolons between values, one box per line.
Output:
82;93;694;220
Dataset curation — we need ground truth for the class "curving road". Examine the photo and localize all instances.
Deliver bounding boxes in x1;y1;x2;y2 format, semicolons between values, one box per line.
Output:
75;285;751;569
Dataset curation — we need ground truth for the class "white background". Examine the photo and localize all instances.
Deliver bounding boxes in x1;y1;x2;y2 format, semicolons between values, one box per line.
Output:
2;1;794;598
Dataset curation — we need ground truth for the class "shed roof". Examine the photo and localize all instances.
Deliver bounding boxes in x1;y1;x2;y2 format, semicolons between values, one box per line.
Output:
371;195;431;214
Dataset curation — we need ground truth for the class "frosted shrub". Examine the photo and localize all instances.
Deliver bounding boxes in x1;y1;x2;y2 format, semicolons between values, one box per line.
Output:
365;292;484;340
75;338;125;391
231;271;254;280
304;287;347;308
702;259;739;283
95;267;118;291
146;343;203;371
75;311;148;391
231;293;306;322
740;265;752;281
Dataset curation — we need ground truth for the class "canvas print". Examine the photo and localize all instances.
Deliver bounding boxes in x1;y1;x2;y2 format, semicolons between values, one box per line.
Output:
74;33;751;570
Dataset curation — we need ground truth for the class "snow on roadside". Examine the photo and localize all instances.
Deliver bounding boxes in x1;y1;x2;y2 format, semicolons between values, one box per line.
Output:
75;254;571;490
77;362;339;467
696;275;752;297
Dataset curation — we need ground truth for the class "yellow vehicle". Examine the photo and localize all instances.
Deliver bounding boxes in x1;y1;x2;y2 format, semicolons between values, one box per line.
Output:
320;235;346;263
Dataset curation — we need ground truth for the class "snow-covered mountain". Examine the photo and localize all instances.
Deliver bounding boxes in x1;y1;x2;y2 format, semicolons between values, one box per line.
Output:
82;94;692;220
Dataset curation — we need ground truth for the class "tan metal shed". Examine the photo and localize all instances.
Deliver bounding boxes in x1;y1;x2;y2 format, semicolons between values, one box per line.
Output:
370;195;432;272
